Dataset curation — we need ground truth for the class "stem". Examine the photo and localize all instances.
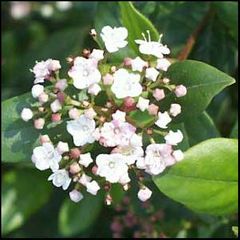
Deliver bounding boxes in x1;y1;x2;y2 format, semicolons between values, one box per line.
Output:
177;6;215;61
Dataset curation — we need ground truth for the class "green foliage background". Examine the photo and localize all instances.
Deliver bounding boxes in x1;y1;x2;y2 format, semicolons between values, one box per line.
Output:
1;1;238;238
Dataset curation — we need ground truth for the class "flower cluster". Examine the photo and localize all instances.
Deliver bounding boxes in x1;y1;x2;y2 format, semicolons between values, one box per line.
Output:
21;26;187;204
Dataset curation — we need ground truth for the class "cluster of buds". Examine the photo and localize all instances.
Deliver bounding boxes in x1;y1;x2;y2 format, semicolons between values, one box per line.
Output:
21;25;187;204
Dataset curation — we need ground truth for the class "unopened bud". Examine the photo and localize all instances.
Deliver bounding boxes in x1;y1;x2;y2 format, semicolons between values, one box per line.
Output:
111;66;116;73
123;57;132;67
69;162;81;174
82;48;91;58
90;28;97;37
34;118;45;129
51;113;61;122
57;92;65;104
91;165;98;175
105;194;112;205
40;134;51;144
70;148;81;159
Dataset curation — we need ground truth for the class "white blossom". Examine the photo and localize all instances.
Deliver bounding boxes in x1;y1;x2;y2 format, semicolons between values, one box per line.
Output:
21;108;33;121
164;130;183;145
89;49;104;61
69;108;81;119
31;84;44;98
155;111;172;129
67;115;96;146
88;83;101;96
156;58;171;71
130;134;143;147
79;173;92;186
118;173;131;185
131;57;147;72
144;144;176;175
111;69;142;99
86;180;100;195
136;97;150;112
138;186;152;202
100;26;128;53
56;141;69;154
79;153;93;167
112;110;126;122
69;190;83;203
56;1;72;11
55;79;68;91
40;4;53;18
48;169;71;190
84;108;97;119
32;143;61;171
96;154;129;183
175;85;187;97
34;118;45;129
145;67;159;82
68;56;101;89
135;31;170;58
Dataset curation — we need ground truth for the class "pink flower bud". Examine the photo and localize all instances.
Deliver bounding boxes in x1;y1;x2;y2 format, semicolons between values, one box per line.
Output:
69;108;80;119
70;148;81;159
69;162;81;174
153;88;165;101
40;134;50;144
148;104;159;115
103;73;113;85
84;108;97;119
51;113;61;122
169;103;181;117
123;57;132;67
162;77;170;84
55;79;67;91
123;96;136;111
69;190;83;203
57;92;65;104
138;186;152;202
111;66;116;73
174;85;187;97
38;92;49;104
34;118;45;129
91;165;98;175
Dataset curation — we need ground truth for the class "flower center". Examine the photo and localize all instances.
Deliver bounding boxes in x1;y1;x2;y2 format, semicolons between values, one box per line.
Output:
83;69;89;77
109;161;115;169
82;125;89;132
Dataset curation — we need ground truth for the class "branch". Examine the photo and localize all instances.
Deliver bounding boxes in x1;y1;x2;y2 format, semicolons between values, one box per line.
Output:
177;7;215;61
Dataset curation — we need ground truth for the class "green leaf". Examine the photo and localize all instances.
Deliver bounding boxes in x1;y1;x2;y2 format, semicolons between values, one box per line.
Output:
153;138;238;216
2;93;40;163
162;60;235;122
128;110;155;128
59;192;104;237
1;169;52;235
184;111;220;146
119;1;159;54
230;119;238;139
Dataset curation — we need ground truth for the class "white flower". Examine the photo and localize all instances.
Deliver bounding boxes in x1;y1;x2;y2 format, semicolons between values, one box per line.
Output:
155;111;172;129
68;56;101;89
169;103;181;117
86;180;100;195
79;173;92;186
67;115;96;146
100;26;128;53
69;190;83;203
40;4;54;18
130;134;143;147
144;143;175;175
112;145;144;165
56;141;69;154
112;110;126;122
131;57;147;72
32;143;61;171
111;69;142;99
164;130;183;145
138;186;152;202
48;169;71;190
34;118;45;129
21;108;33;122
10;2;31;19
173;150;184;161
46;59;61;72
96;154;129;183
69;108;81;119
79;153;93;167
136;157;146;169
98;120;136;147
31;84;44;98
136;97;150;112
31;60;49;84
135;31;170;58
88;83;101;96
145;67;159;82
119;173;131;185
156;58;171;71
89;49;104;61
50;99;62;113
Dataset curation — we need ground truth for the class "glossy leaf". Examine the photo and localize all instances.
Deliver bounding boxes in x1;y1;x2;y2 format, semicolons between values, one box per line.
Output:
154;138;238;216
119;1;159;54
162;60;235;122
184;111;220;146
1;169;52;235
59;192;104;236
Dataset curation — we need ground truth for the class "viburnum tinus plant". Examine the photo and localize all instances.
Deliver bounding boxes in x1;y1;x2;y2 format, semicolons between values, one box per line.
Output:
21;25;188;204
